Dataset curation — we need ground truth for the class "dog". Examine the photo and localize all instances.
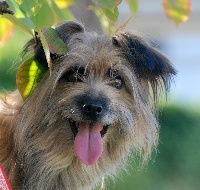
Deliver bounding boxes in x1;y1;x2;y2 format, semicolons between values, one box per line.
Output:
0;21;176;189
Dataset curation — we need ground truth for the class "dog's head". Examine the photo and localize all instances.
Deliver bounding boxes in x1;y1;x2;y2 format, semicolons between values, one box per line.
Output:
15;21;176;188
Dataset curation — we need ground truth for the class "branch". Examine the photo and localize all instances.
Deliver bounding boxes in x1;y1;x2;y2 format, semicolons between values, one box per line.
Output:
0;0;14;15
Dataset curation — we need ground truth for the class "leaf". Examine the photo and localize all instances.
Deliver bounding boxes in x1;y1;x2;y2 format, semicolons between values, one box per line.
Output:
92;0;122;9
30;0;55;29
19;0;42;17
0;1;14;14
91;6;115;35
38;29;52;71
51;0;73;22
16;57;48;99
126;0;139;16
59;7;74;20
0;17;14;45
162;0;192;25
5;0;26;18
14;50;35;70
3;14;33;35
54;0;75;8
41;27;68;55
38;27;68;74
102;7;119;23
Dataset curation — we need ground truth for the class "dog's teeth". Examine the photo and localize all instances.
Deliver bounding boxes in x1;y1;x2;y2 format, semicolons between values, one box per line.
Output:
100;125;103;131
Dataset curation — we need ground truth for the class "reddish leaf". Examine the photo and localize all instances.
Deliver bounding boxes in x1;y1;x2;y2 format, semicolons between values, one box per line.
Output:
38;30;52;72
41;27;67;55
162;0;192;25
39;27;68;74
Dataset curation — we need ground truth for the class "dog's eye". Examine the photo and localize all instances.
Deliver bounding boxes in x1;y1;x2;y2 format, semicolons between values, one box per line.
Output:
61;67;85;82
108;69;124;89
114;76;124;89
109;76;124;89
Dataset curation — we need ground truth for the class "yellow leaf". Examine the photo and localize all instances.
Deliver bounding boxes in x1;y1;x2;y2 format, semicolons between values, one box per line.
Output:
0;17;14;45
162;0;192;25
54;0;75;9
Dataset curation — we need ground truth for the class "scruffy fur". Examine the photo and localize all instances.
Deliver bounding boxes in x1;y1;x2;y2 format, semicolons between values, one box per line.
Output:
0;21;176;189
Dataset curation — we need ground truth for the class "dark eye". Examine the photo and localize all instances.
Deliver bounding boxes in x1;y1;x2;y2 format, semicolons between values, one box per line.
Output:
108;69;124;90
114;76;124;89
61;67;85;82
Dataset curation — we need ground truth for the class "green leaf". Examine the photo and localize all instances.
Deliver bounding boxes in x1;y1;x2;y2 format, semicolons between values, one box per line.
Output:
41;27;68;55
102;7;119;22
162;0;192;25
19;0;42;17
51;0;73;22
16;57;48;99
5;0;25;18
30;0;55;29
2;14;33;35
60;7;74;20
126;0;139;16
91;6;115;35
92;0;122;8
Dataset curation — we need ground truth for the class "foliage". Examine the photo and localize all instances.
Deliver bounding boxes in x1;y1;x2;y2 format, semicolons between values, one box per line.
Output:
16;57;47;99
162;0;191;25
0;0;192;44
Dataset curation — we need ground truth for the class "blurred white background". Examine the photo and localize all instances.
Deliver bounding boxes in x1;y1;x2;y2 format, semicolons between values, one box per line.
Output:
118;0;200;106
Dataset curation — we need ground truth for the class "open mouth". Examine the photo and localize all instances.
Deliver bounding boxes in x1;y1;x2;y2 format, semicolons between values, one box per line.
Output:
69;118;110;165
69;119;109;138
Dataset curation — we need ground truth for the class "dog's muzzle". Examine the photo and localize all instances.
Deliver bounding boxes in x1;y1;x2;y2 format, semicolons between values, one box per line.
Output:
68;94;110;165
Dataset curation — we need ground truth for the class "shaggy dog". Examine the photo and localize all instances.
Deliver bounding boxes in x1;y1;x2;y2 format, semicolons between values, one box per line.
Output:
0;21;176;189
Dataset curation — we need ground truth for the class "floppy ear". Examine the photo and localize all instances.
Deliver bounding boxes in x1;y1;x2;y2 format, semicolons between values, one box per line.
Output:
23;21;85;67
55;21;84;44
112;31;176;95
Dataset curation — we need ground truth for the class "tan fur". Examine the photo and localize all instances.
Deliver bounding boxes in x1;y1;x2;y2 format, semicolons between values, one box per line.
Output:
0;21;175;190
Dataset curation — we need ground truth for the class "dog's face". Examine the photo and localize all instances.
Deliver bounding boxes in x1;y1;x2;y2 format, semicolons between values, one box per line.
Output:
14;21;176;189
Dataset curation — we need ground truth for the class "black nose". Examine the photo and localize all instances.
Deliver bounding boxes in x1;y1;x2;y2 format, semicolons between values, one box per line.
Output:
77;94;108;120
82;103;103;117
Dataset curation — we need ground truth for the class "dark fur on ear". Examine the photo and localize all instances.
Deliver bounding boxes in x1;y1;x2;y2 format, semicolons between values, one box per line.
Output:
21;21;84;67
55;21;84;44
112;31;176;99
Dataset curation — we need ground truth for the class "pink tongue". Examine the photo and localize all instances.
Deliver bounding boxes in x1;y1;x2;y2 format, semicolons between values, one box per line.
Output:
74;123;103;165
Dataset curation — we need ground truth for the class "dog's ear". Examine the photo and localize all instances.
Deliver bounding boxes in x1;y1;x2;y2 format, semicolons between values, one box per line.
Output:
32;21;84;66
112;31;176;93
55;21;84;44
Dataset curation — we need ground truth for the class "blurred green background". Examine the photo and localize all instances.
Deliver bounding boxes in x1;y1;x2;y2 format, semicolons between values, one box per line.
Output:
106;105;200;190
0;29;30;92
